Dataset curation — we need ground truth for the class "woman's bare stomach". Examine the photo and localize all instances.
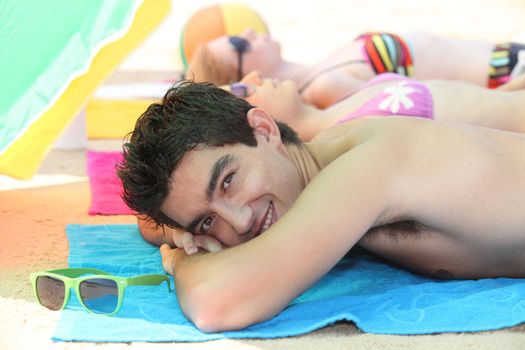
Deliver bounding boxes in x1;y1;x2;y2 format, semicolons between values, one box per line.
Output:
406;32;494;86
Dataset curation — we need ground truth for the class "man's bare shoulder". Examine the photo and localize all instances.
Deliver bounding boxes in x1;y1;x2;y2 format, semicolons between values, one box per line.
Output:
312;116;377;142
308;117;431;163
312;116;434;141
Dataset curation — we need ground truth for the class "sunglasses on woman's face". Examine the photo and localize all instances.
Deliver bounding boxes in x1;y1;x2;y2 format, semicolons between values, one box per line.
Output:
30;268;171;315
228;36;251;81
229;82;256;98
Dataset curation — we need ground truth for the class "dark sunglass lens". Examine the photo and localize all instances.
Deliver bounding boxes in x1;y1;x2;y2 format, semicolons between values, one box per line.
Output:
229;36;250;52
79;278;119;314
36;276;66;310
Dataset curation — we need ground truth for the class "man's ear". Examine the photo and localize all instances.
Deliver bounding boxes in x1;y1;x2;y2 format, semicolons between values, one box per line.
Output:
246;107;282;144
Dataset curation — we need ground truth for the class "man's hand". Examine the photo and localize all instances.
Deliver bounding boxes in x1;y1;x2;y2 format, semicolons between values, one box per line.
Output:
159;232;224;276
171;230;223;255
159;244;182;276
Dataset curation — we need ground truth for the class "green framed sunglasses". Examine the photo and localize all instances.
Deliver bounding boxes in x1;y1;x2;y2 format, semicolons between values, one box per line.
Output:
30;268;171;316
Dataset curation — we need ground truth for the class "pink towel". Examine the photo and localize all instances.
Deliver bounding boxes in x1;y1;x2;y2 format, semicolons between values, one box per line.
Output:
87;150;135;215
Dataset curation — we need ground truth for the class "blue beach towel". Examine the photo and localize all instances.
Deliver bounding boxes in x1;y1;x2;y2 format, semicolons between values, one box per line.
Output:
53;224;525;342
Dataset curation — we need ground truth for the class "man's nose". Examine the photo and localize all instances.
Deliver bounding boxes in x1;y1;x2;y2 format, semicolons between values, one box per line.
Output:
241;70;263;85
216;202;254;235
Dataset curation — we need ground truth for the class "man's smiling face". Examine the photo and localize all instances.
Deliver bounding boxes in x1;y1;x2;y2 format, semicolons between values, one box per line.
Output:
160;132;304;247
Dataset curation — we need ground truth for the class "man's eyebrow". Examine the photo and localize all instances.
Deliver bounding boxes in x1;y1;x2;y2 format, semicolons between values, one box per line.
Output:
185;154;233;233
206;154;233;201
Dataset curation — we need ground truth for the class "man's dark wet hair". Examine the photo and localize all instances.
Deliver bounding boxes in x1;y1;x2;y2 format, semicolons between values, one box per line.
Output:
117;80;301;228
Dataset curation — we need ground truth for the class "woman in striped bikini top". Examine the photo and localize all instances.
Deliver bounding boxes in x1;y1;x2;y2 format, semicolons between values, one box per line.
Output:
186;30;525;109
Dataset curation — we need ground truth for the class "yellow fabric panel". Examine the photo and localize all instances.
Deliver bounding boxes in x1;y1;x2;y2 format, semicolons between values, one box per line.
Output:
0;0;170;179
221;3;268;35
86;98;156;139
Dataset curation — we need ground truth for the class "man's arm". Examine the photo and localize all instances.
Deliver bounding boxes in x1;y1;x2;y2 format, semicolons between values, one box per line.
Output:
164;133;403;332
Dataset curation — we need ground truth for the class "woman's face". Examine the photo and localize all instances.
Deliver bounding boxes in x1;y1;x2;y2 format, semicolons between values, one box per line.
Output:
234;71;304;124
207;28;282;79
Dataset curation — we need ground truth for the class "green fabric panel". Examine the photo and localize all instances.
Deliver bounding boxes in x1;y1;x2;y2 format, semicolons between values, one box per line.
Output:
0;0;140;153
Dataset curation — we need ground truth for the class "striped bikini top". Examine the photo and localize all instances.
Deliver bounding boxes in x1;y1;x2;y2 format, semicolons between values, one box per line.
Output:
299;32;414;94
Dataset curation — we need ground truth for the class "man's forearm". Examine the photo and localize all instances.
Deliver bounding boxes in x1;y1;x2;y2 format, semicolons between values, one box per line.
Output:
170;227;354;332
171;248;281;332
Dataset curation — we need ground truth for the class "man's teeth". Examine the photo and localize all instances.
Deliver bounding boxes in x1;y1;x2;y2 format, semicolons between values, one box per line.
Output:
261;205;273;233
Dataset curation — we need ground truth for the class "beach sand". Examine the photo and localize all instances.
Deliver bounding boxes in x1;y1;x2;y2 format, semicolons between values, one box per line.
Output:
1;0;525;349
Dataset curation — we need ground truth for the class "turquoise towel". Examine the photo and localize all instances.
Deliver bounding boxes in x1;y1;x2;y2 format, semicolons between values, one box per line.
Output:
53;224;525;342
